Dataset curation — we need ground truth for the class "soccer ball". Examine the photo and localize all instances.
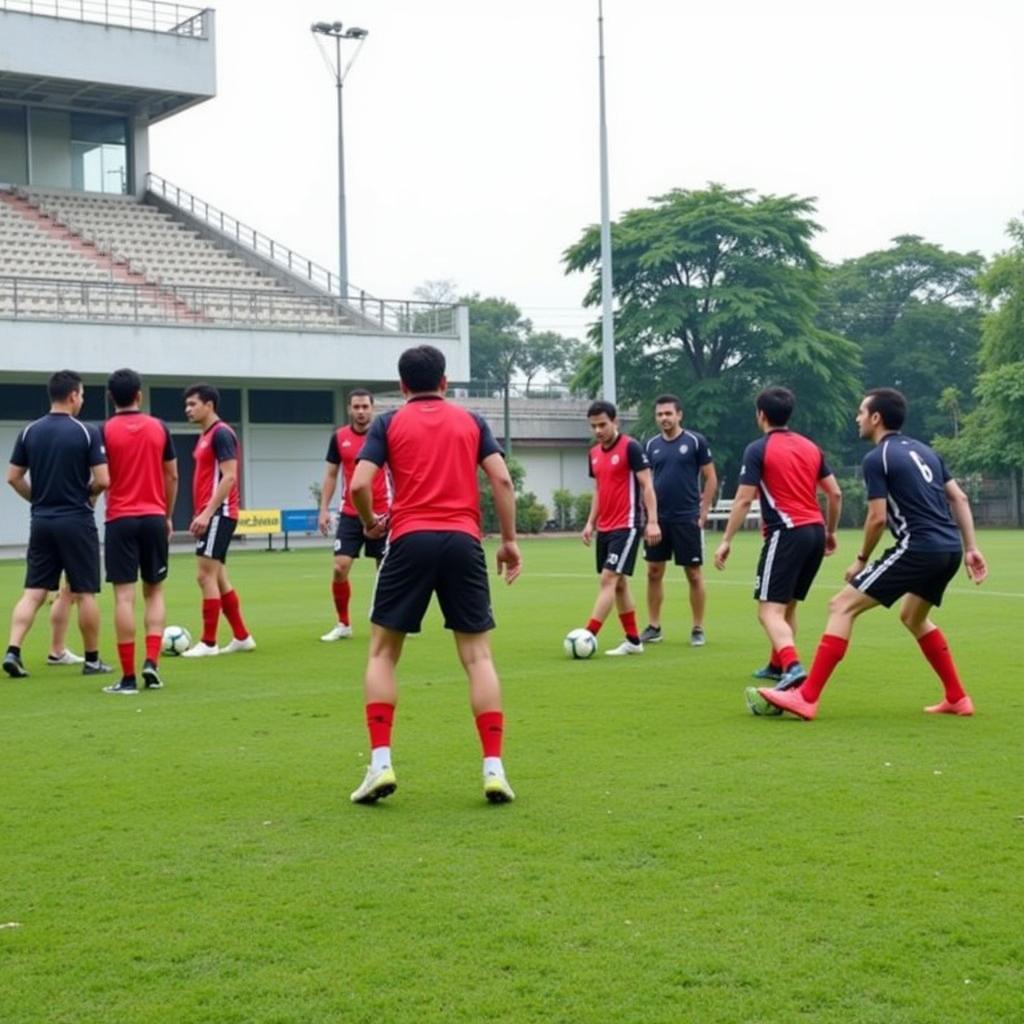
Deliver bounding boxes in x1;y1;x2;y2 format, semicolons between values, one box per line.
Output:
564;628;597;660
162;625;192;656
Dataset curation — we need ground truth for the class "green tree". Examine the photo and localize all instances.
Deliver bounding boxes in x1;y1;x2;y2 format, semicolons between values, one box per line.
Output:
517;330;582;394
563;184;861;482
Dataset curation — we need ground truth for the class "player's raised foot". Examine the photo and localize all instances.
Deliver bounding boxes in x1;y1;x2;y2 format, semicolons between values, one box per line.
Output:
745;685;783;717
82;659;113;676
220;635;256;654
141;660;163;690
350;765;397;805
103;678;138;695
605;640;644;657
690;627;706;647
639;625;662;644
182;641;219;658
752;664;783;681
484;772;516;804
776;661;808;690
320;623;353;642
47;649;84;666
759;686;818;721
924;695;975;716
3;652;29;678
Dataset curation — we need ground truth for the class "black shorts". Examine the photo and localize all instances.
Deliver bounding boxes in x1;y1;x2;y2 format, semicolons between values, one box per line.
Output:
852;546;961;608
335;512;386;561
644;520;704;567
371;531;494;634
596;528;641;576
25;515;101;593
105;515;169;585
195;514;237;563
753;524;825;604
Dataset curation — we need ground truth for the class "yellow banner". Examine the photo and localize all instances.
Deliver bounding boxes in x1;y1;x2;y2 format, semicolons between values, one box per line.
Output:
235;508;282;535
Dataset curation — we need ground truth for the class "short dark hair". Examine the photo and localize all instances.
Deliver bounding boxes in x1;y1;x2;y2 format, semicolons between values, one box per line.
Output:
398;345;446;393
864;388;907;430
48;369;82;403
348;388;374;404
755;386;795;427
587;400;617;421
183;382;220;411
654;393;682;413
107;367;142;409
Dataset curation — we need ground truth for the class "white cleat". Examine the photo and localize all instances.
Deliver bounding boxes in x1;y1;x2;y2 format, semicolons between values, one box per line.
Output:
605;640;644;657
320;623;353;642
350;765;397;804
182;642;219;658
484;772;516;804
220;635;256;654
47;649;85;666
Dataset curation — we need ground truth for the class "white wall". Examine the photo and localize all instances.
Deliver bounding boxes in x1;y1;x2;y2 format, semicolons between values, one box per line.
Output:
514;445;591;513
245;425;329;510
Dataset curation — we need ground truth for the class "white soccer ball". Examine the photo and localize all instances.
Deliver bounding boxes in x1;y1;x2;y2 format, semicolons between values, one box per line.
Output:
162;625;192;656
564;628;597;660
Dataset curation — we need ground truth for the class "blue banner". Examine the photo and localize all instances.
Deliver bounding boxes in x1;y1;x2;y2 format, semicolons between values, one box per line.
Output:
281;508;319;534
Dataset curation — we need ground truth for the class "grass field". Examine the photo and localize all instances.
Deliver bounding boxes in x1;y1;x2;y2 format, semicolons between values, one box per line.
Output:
1;529;1022;1023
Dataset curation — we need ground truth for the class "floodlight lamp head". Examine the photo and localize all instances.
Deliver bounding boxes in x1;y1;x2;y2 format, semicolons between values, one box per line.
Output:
345;26;368;38
332;21;344;31
312;21;333;33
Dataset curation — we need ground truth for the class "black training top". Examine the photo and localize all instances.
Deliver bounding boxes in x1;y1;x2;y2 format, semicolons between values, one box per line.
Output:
644;429;713;522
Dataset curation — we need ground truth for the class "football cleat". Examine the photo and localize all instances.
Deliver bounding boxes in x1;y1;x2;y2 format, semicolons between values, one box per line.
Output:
182;642;219;658
690;627;706;647
2;652;29;678
605;640;644;657
82;660;113;676
759;686;818;720
639;625;663;644
776;661;808;690
103;679;138;695
220;635;256;654
745;685;783;717
484;773;516;804
350;765;397;805
752;664;783;681
141;660;163;690
320;623;353;642
47;649;85;666
924;695;974;716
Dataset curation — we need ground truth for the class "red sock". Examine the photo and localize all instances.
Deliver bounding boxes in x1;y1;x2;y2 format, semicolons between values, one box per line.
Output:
117;641;135;678
366;702;394;749
201;598;221;646
800;634;849;703
332;581;351;625
145;633;161;664
476;711;504;758
777;645;799;670
917;628;966;703
586;618;603;635
769;649;783;670
221;590;249;640
619;611;639;642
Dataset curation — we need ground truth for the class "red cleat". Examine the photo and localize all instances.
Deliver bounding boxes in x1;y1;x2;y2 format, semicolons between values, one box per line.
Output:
924;695;974;716
758;686;818;720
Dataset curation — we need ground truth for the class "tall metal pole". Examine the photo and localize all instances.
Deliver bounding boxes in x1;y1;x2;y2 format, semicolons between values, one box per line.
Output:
335;34;348;298
597;0;616;404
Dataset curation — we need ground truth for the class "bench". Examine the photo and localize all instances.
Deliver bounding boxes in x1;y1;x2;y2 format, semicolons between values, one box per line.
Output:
705;498;761;530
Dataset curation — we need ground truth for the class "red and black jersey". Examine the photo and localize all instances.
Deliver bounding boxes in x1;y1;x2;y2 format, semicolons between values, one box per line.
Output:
589;433;650;532
192;420;240;519
102;411;175;521
325;424;392;518
357;395;502;542
739;429;832;533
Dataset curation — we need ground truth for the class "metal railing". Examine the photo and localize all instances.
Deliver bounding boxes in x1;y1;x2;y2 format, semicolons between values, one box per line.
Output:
0;0;208;36
0;275;459;335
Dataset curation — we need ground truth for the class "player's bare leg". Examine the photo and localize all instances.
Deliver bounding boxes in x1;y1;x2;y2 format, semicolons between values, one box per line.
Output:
109;583;139;689
898;594;973;715
4;588;48;676
645;561;666;631
322;554;355;641
48;587;83;663
140;581;166;688
184;555;224;655
455;630;514;802
215;562;254;653
352;625;404;804
685;565;706;644
75;593;110;676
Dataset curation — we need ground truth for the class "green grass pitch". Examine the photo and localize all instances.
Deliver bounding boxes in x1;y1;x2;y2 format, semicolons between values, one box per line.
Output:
1;530;1022;1023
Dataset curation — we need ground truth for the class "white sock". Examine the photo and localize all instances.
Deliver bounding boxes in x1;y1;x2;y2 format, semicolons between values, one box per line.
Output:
371;746;391;771
483;756;504;778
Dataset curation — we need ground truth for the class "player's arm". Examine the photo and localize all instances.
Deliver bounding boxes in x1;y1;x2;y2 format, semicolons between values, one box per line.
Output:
713;483;758;569
351;459;388;539
190;458;236;536
819;473;842;555
582;488;598;546
6;463;30;502
318;461;340;535
89;463;110;499
163;458;179;535
945;478;987;584
699;462;718;528
637;467;661;545
844;498;887;582
481;452;521;584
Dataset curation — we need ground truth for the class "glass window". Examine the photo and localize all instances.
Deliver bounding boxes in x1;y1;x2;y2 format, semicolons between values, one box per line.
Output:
249;389;334;424
70;114;128;194
150;387;241;425
0;105;28;185
0;383;108;422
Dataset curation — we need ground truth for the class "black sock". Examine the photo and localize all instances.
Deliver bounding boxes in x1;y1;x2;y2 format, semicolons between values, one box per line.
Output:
7;645;21;658
85;650;99;664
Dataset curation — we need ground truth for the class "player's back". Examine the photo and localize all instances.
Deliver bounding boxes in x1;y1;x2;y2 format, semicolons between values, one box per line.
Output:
103;411;174;521
13;412;99;517
742;429;828;531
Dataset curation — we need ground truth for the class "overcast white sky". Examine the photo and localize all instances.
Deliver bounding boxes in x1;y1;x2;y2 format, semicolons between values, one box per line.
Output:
150;0;1023;338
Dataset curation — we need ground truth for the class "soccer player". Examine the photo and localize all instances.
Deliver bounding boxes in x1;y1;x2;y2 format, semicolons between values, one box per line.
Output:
758;388;987;721
181;383;255;658
4;370;111;678
578;400;661;657
347;344;521;805
100;368;178;695
317;389;391;641
640;393;718;647
713;387;841;704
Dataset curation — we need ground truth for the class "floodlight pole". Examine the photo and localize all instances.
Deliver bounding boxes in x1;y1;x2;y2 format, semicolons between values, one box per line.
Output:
597;0;616;404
